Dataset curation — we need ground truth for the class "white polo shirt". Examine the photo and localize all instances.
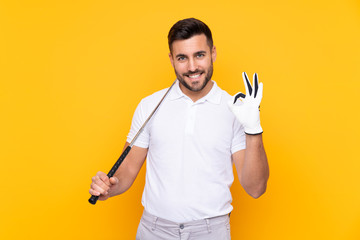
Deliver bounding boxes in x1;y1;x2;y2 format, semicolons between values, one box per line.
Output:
127;80;246;223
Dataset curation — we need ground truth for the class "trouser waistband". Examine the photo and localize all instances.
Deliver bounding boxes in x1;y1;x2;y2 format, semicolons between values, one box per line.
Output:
141;209;230;233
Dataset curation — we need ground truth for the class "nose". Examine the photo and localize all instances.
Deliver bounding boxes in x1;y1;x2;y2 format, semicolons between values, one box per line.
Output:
187;58;198;72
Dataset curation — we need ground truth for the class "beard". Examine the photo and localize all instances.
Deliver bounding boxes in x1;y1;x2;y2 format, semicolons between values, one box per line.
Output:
175;62;214;92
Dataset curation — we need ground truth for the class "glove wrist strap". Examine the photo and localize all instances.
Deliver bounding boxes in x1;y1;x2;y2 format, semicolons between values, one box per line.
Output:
245;131;263;135
244;125;263;135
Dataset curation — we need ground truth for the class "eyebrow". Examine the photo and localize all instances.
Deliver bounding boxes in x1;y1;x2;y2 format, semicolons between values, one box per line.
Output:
175;53;187;58
175;51;207;59
195;51;207;55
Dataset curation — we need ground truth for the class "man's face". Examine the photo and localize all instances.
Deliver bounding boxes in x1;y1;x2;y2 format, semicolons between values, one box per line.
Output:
169;34;216;95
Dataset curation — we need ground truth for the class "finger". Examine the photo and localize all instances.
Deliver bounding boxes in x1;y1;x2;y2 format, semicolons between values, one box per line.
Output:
256;82;263;104
242;72;252;96
90;187;109;201
233;92;246;104
253;73;259;98
89;188;100;196
98;172;110;186
90;181;109;195
92;176;110;193
109;177;119;185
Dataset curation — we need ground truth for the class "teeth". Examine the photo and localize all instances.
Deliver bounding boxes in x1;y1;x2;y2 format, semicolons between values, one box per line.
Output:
188;74;201;79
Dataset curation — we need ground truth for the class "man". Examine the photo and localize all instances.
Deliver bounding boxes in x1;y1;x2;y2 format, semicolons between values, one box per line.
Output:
89;18;269;239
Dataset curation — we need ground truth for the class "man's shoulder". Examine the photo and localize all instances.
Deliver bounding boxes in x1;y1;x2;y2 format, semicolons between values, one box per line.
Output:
213;81;233;102
139;87;170;107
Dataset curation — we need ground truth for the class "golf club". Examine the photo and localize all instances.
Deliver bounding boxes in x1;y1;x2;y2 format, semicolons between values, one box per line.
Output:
88;80;177;205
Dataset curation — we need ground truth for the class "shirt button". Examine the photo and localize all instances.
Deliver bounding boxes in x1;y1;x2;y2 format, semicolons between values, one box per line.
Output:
180;224;184;229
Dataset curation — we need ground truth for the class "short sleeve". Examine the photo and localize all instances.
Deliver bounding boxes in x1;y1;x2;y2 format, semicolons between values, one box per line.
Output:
231;119;246;154
126;99;150;148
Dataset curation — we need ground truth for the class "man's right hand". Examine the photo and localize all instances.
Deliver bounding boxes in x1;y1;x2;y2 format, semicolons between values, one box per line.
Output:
89;171;119;201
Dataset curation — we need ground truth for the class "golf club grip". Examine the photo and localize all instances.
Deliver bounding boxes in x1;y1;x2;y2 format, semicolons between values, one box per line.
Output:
88;146;132;205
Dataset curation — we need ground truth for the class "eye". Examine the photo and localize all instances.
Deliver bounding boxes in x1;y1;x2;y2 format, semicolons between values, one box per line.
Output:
177;56;186;61
196;53;205;58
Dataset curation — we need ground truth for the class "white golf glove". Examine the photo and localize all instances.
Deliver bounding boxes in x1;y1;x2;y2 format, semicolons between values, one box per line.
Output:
228;72;263;135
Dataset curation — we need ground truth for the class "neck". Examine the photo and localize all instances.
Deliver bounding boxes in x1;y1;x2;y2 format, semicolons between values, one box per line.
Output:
179;80;214;102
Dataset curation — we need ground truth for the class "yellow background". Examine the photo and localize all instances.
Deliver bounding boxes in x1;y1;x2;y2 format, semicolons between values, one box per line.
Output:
1;0;360;239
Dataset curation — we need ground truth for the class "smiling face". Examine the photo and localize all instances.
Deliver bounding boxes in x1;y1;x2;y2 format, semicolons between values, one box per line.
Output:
169;34;217;101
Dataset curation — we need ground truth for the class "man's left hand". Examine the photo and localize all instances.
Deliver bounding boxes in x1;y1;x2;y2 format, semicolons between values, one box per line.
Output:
228;72;263;135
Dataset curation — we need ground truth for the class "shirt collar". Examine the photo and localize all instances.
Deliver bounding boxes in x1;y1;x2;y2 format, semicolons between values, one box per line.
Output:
168;79;222;104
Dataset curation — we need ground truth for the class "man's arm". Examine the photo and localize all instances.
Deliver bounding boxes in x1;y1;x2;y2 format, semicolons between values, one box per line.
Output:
232;134;269;199
228;72;269;198
89;142;148;201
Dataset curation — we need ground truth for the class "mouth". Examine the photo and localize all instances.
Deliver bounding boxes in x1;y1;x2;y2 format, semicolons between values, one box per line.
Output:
184;72;204;80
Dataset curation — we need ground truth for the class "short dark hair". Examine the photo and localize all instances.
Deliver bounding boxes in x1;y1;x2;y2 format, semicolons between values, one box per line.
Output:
168;18;213;52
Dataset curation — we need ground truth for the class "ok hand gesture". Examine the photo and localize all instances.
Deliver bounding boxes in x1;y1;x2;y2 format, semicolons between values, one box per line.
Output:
228;72;263;135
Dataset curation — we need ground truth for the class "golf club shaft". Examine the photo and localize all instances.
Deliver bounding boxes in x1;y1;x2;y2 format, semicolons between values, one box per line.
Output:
89;80;177;205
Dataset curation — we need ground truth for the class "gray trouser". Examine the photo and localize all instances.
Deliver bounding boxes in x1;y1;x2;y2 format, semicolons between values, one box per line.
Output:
136;210;231;240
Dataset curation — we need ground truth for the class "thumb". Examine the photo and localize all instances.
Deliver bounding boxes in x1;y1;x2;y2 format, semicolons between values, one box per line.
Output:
227;100;239;114
109;176;119;185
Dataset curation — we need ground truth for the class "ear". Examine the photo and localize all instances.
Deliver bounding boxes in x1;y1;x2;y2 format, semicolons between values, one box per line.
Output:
169;52;174;68
211;46;217;62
